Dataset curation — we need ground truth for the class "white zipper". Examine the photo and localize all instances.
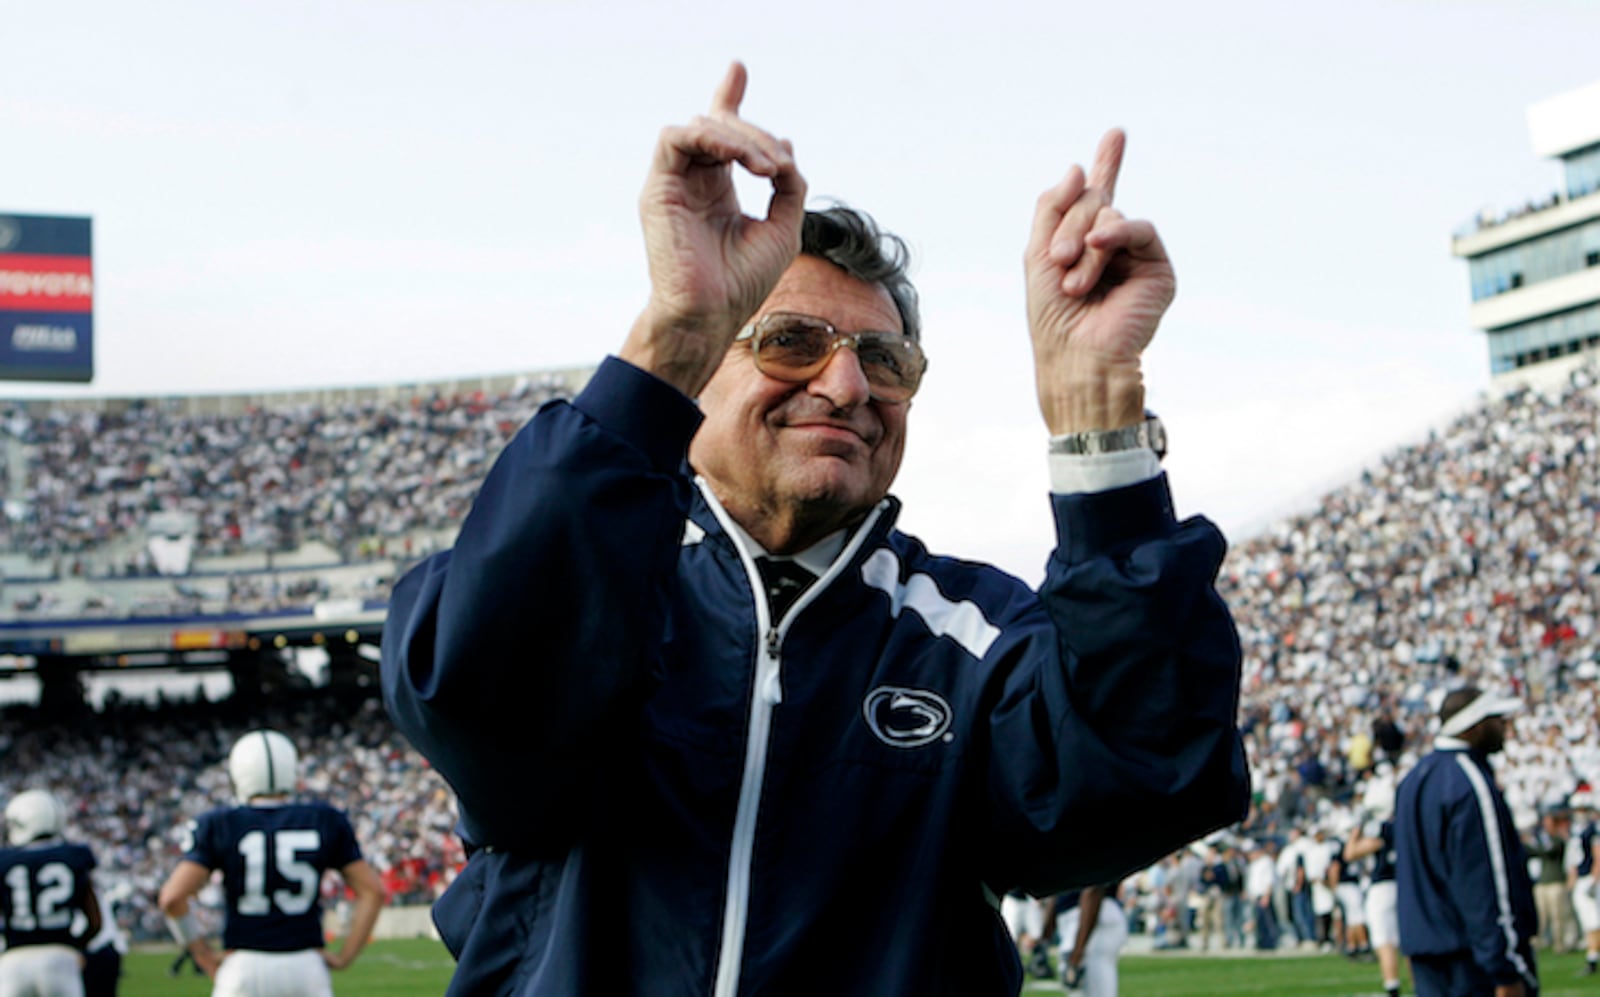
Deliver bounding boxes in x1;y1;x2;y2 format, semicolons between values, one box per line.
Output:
712;614;781;997
699;484;885;997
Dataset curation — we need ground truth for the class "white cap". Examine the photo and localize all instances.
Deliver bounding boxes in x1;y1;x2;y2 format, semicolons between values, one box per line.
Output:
1438;690;1522;739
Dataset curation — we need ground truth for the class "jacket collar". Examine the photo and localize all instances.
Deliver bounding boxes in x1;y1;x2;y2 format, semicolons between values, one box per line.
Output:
720;515;847;577
687;484;902;577
1434;735;1493;763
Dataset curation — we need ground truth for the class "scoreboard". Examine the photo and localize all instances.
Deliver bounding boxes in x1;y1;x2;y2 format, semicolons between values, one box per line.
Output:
0;212;94;383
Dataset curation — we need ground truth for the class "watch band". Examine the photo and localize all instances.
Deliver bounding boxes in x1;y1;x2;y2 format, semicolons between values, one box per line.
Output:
1049;415;1167;460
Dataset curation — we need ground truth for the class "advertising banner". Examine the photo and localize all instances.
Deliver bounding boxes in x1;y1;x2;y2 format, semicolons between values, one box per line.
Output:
0;213;93;382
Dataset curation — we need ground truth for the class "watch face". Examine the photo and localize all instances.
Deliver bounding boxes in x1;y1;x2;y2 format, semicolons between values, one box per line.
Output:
1146;418;1168;460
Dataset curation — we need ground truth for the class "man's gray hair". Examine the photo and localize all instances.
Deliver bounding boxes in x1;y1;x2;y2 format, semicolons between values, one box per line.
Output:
801;206;921;341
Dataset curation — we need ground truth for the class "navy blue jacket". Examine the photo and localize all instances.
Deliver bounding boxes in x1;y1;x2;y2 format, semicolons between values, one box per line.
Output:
1395;739;1538;989
0;840;97;949
381;358;1248;996
183;801;363;952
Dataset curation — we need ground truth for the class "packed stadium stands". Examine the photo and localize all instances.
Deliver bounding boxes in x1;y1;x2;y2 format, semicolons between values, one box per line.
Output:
0;370;577;619
1224;364;1600;833
3;360;1600;951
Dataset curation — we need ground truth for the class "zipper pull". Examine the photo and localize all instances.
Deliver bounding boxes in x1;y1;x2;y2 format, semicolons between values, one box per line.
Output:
763;628;783;704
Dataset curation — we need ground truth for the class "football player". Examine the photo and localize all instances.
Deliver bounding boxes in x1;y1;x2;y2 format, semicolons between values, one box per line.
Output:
158;729;385;996
0;789;102;997
1346;776;1402;997
1569;792;1600;976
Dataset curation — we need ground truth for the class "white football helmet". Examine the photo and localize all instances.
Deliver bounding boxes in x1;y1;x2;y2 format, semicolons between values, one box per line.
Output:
1362;777;1397;822
228;729;299;801
5;789;66;846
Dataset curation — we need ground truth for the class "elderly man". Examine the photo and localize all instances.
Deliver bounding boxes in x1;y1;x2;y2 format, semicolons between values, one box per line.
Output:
381;62;1247;995
1396;687;1539;997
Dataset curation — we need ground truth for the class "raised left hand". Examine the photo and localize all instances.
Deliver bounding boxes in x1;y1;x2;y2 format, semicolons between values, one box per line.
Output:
1023;129;1175;435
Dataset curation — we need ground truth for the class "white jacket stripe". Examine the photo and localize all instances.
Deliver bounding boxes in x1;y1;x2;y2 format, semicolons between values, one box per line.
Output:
1452;754;1535;987
861;549;1000;660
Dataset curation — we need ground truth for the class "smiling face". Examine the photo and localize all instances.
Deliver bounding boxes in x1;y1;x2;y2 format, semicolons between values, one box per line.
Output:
690;254;910;554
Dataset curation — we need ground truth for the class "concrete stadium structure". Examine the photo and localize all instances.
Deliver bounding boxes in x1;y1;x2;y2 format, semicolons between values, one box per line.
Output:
1453;80;1600;386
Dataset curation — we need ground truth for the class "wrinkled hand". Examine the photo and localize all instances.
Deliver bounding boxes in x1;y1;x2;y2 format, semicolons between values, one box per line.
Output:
1024;129;1175;434
621;61;808;397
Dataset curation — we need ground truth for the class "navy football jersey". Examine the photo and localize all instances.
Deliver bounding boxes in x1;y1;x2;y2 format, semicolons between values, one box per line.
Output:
0;840;97;949
1330;838;1361;884
1367;819;1397;883
183;801;361;952
1055;877;1123;914
1574;825;1600;876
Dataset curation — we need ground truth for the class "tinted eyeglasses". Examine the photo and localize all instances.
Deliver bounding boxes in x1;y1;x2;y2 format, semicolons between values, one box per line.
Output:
734;312;927;403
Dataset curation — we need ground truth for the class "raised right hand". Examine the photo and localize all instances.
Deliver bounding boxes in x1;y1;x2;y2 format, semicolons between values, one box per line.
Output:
620;61;807;398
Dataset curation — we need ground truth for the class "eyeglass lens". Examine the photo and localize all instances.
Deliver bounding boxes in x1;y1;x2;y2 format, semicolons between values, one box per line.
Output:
752;314;922;400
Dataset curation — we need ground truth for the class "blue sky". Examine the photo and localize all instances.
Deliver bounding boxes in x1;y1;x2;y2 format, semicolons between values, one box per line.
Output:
4;0;1598;582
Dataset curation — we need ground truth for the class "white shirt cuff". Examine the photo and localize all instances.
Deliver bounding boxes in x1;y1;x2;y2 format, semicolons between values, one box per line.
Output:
1048;446;1162;495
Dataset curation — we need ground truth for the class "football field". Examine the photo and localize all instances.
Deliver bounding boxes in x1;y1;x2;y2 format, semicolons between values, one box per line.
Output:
118;941;1600;995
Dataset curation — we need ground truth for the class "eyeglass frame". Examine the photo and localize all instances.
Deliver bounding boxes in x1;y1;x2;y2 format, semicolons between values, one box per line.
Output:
732;311;928;403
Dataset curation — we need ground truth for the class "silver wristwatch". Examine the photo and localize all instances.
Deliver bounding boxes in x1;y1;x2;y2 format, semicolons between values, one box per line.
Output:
1049;415;1166;460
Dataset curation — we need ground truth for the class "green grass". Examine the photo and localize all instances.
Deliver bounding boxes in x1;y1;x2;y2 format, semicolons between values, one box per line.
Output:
119;938;455;996
1020;949;1600;996
117;939;1600;995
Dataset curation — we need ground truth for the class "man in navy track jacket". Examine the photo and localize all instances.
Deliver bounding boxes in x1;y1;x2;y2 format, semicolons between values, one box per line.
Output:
1396;686;1539;996
381;62;1249;996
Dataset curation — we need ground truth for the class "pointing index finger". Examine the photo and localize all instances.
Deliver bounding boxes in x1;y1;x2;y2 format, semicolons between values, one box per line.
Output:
710;61;749;116
1087;128;1126;202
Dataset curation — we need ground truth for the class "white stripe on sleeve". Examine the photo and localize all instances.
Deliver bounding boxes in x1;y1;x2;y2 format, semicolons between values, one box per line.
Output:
861;549;1000;660
1452;754;1536;988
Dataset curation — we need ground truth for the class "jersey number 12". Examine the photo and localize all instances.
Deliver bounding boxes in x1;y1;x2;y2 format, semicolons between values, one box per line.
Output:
4;862;76;931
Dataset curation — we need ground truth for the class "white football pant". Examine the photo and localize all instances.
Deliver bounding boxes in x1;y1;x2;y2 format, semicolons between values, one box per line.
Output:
1059;899;1129;997
212;949;333;997
0;945;86;997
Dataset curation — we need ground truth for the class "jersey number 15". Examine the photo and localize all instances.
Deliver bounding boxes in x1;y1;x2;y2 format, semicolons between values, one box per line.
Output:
237;829;322;917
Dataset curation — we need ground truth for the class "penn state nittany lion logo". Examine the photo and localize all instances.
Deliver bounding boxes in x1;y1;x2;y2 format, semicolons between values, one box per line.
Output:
862;686;952;748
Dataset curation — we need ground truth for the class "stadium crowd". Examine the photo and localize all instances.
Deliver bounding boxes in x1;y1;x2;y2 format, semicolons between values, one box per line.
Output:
1226;364;1600;839
0;374;569;575
5;362;1600;968
1011;365;1600;978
